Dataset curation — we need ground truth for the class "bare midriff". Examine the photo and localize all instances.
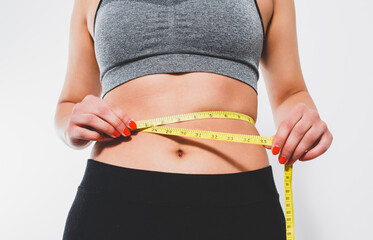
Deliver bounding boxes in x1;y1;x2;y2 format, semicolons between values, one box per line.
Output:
90;72;269;174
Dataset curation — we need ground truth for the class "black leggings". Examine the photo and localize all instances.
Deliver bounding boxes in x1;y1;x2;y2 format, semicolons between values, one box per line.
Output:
63;159;286;240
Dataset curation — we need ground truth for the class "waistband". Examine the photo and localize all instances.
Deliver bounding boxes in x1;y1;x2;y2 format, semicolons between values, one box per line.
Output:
78;159;280;207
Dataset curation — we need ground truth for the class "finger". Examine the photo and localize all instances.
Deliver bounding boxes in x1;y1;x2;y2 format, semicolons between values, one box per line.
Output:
104;99;137;131
85;101;131;137
298;138;320;161
298;121;328;161
286;123;323;165
299;131;333;161
271;106;305;156
74;113;120;138
69;125;105;141
287;138;318;165
279;117;313;164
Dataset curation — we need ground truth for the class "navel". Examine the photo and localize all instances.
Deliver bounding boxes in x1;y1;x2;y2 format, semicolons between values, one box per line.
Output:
177;149;184;158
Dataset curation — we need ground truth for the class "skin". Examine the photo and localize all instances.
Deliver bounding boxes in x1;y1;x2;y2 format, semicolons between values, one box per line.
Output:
54;0;333;173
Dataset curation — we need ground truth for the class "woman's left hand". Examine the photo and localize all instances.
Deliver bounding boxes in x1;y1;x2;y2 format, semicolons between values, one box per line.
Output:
264;102;333;165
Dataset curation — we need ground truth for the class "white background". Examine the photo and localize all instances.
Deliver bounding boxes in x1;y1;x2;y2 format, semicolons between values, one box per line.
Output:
0;0;372;239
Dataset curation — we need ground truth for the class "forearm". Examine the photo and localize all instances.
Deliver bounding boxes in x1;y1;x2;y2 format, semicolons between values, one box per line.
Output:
272;90;317;129
54;101;92;149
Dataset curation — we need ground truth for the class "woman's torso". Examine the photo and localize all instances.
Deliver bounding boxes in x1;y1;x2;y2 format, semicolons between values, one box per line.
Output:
86;0;274;174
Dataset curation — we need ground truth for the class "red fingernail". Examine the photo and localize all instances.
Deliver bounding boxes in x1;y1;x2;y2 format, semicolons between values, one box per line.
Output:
123;128;131;136
128;120;137;130
272;145;280;155
279;156;286;164
113;130;120;137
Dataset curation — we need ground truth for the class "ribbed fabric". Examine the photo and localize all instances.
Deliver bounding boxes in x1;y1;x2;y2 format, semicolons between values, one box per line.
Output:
93;0;265;98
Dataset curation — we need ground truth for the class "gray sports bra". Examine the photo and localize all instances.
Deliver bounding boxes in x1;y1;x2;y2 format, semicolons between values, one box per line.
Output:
93;0;265;98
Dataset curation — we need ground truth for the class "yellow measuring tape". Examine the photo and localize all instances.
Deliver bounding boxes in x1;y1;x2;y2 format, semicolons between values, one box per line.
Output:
134;110;294;239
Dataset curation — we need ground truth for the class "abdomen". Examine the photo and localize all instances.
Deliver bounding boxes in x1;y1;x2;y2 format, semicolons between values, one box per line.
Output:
90;72;269;174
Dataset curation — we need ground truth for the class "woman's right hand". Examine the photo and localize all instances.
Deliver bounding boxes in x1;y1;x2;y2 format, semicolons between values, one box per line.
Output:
65;94;137;149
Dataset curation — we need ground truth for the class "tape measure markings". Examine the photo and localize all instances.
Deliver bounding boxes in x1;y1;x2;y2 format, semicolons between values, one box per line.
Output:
135;111;271;146
138;125;273;146
285;164;295;240
135;110;256;129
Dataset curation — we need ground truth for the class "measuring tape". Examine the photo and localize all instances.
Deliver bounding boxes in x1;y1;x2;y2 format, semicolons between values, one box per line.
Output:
134;110;294;239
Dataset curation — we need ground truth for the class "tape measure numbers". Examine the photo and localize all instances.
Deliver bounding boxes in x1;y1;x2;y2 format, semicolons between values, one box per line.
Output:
285;164;294;240
135;111;273;146
134;110;294;239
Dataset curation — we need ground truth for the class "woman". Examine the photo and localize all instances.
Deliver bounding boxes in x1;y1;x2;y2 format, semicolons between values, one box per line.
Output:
55;0;333;239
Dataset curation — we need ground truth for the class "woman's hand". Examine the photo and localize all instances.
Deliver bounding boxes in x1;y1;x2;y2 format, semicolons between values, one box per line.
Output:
65;94;137;149
264;102;333;165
